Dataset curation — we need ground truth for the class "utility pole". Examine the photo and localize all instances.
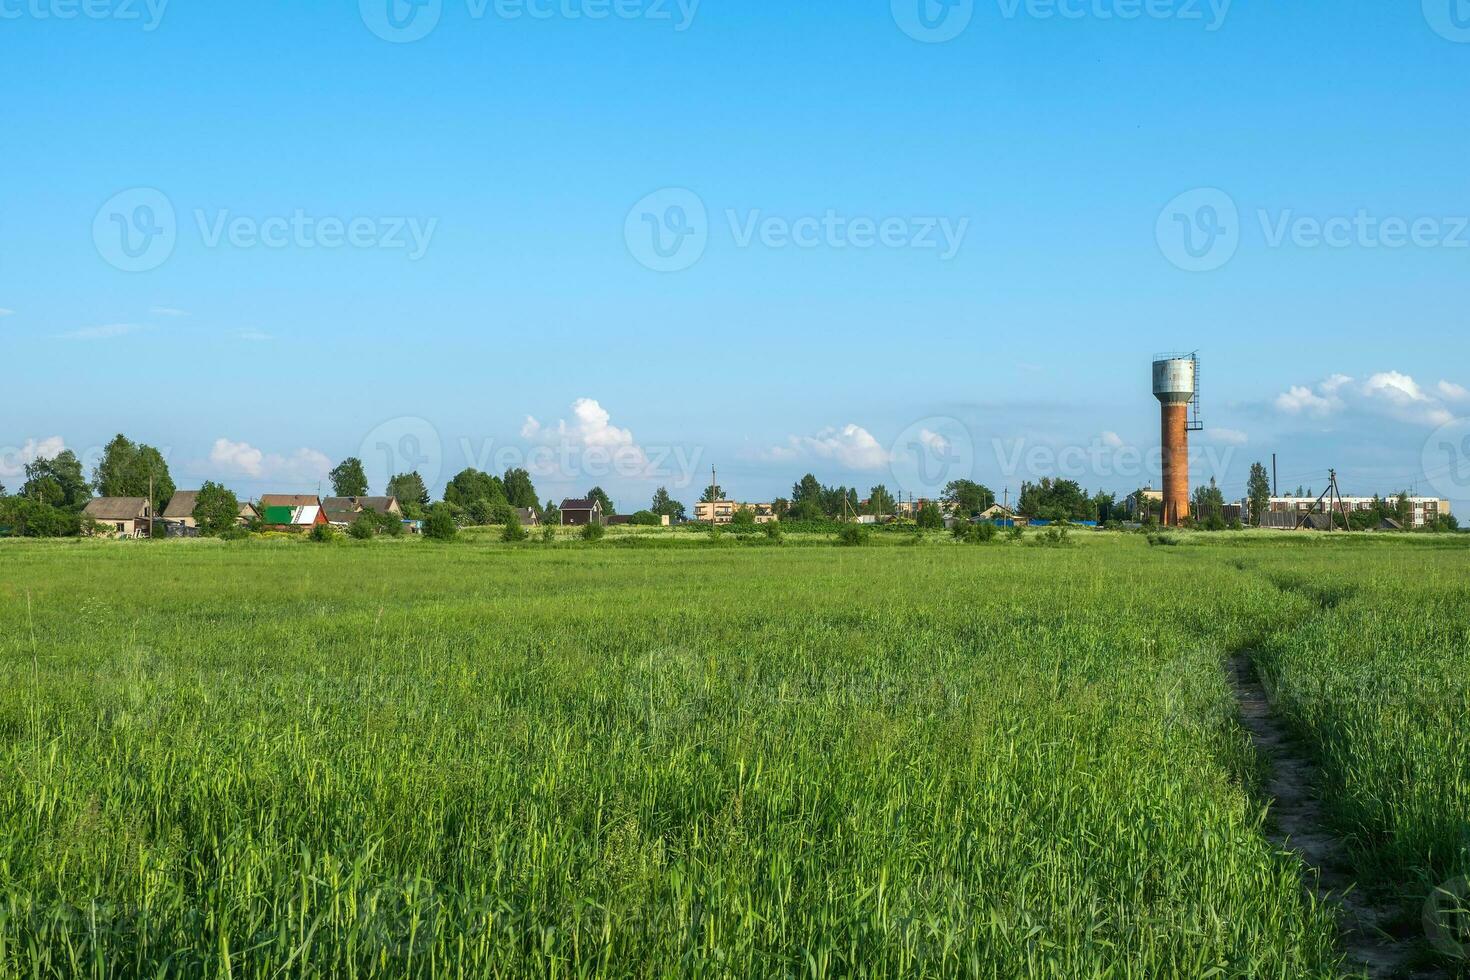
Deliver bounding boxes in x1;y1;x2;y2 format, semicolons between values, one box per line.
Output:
148;472;154;539
1272;453;1278;497
708;465;717;531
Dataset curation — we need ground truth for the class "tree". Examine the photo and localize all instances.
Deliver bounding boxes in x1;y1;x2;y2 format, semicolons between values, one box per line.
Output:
865;484;897;517
93;434;175;514
0;496;81;537
772;498;790;520
1247;462;1271;527
423;502;457;541
387;472;430;509
348;515;377;540
502;513;528;542
194;481;241;536
916;501;944;529
699;484;726;503
23;450;90;511
329;458;369;497
1192;478;1226;528
587;486;614;517
942;480;995;516
1092;490;1118;524
791;474;822;507
503;468;538;509
1018;478;1092;522
651;487;686;521
1394;491;1413;527
444;469;507;514
541;499;562;526
629;510;662;526
730;506;757;528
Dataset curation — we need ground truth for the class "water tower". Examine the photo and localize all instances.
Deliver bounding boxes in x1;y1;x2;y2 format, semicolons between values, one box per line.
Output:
1152;353;1202;527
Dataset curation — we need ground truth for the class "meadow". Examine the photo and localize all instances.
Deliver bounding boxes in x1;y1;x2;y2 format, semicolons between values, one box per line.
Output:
0;531;1465;978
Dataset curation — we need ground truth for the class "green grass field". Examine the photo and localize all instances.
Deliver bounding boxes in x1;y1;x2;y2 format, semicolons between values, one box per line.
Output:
1;532;1466;977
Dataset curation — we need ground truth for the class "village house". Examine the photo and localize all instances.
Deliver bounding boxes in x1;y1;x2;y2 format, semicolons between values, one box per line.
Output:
162;491;202;529
559;498;603;526
323;496;405;528
258;494;327;531
82;497;151;538
515;507;540;527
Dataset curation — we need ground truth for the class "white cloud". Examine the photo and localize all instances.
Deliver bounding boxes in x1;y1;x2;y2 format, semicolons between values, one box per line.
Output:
149;307;188;317
236;330;274;342
918;428;951;454
522;398;640;452
209;438;330;482
768;424;891;471
1362;371;1427;405
0;309;13;317
1275;384;1340;416
1276;371;1464;428
1437;380;1470;402
0;436;65;479
59;323;147;341
1100;430;1124;448
1205;427;1249;446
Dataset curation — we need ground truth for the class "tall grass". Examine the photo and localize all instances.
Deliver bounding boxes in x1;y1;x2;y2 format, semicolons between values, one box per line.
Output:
3;534;1459;976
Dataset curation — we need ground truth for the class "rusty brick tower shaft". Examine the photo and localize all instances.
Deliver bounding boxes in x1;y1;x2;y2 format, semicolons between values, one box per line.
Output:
1152;355;1201;528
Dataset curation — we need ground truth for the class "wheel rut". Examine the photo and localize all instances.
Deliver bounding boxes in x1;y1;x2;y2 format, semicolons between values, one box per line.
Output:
1227;653;1451;979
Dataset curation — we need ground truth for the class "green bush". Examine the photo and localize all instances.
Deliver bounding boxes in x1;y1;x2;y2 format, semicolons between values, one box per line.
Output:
628;510;663;527
837;523;871;547
1032;525;1072;548
916;502;945;530
1006;525;1026;542
539;525;557;544
348;516;376;540
423;504;458;541
954;520;998;544
581;522;605;543
502;517;528;543
762;522;783;543
309;522;339;543
1147;532;1182;547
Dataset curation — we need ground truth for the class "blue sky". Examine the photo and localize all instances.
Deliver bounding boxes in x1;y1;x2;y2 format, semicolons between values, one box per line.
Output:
4;0;1470;511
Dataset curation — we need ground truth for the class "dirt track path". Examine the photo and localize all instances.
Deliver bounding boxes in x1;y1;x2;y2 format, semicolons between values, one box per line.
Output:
1227;654;1450;979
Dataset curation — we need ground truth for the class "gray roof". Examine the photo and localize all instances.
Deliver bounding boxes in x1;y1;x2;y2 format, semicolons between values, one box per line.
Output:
322;496;399;515
83;497;150;520
561;498;598;511
162;490;199;519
